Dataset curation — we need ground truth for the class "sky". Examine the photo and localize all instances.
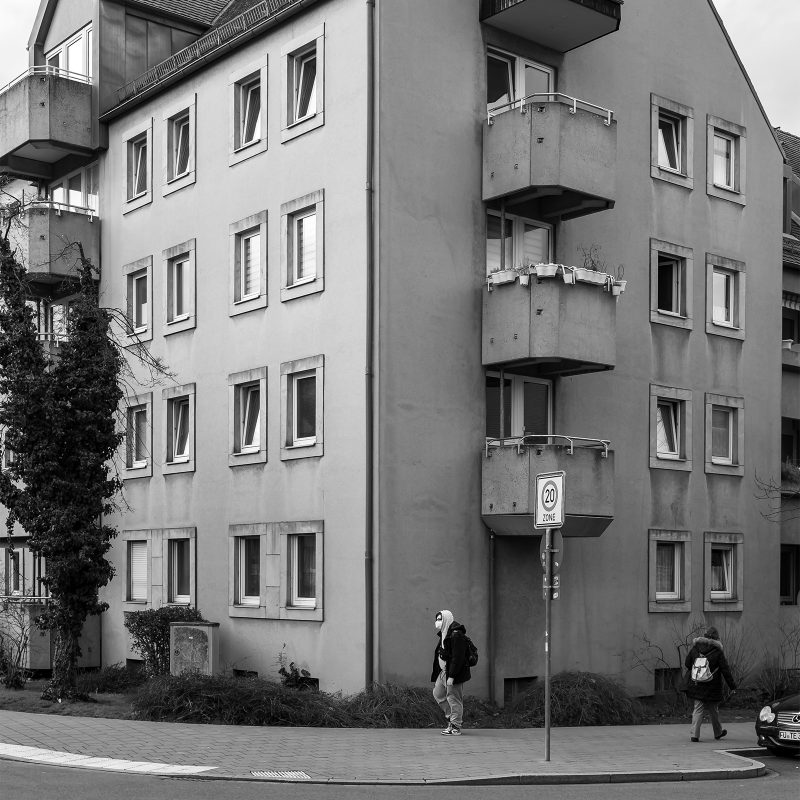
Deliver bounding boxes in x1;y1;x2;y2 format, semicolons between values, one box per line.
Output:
0;1;799;133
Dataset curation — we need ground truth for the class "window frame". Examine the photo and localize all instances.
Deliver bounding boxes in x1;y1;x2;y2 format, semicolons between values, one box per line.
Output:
48;162;100;215
486;209;553;276
165;529;195;606
123;119;153;212
279;520;324;621
649;238;693;329
485;371;552;439
706;115;746;205
703;531;743;611
704;393;744;476
228;367;268;466
162;383;196;475
780;544;800;606
123;256;153;344
281;355;324;460
123;391;152;479
650;94;694;189
229;59;268;165
281;24;325;142
486;46;555;114
648;529;691;612
228;524;268;618
121;530;153;609
162;239;196;335
280;191;324;302
705;253;745;340
162;95;196;195
649;384;692;471
45;24;93;80
230;211;268;315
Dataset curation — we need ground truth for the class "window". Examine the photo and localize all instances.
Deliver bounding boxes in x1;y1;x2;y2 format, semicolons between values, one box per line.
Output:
170;113;190;179
127;540;148;602
487;48;554;113
229;367;267;465
281;25;325;142
650;385;692;470
281;355;324;460
230;60;268;164
649;530;691;612
704;393;744;475
45;25;92;79
289;534;316;608
5;549;20;595
127;405;148;468
280;191;324;301
161;529;196;606
657;255;681;314
168;539;191;604
781;545;800;606
650;238;694;328
651;95;693;189
163;384;195;474
486;210;551;276
163;97;196;194
704;532;743;611
163;239;196;334
485;373;551;439
2;545;47;598
123;120;153;212
133;273;148;330
123;256;153;343
706;115;746;204
1;426;17;471
49;163;99;214
783;299;800;343
706;254;745;339
279;521;324;620
237;537;261;606
230;212;268;314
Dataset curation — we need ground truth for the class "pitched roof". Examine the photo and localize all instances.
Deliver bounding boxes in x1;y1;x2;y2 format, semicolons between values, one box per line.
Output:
129;0;230;27
776;128;800;179
212;0;265;26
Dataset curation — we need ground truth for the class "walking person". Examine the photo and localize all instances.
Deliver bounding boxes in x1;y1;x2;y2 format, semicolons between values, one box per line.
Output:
431;609;471;736
683;626;737;742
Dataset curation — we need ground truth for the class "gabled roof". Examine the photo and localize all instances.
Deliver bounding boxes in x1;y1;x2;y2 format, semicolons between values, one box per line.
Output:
776;128;800;180
212;0;265;27
128;0;229;27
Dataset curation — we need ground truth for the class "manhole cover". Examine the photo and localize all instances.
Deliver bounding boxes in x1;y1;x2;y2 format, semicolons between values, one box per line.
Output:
250;770;311;780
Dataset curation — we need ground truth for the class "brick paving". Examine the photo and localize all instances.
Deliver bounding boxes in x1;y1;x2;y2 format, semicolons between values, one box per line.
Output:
0;712;765;784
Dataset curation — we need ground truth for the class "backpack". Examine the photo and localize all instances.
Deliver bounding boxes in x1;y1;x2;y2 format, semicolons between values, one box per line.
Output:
464;635;479;668
691;654;715;683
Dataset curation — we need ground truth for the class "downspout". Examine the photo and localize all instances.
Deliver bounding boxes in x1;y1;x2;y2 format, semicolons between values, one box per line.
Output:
364;0;376;689
488;529;495;703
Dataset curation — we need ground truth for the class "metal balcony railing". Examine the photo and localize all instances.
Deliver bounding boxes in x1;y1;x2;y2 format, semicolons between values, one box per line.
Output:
25;199;97;221
0;65;91;97
485;433;611;459
487;92;614;126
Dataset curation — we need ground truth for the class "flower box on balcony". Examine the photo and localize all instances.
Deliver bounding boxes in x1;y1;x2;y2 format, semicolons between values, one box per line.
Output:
573;267;608;286
489;269;517;286
534;263;559;278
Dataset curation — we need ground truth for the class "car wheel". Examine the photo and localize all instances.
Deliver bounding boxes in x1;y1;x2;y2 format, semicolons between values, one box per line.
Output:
766;744;799;758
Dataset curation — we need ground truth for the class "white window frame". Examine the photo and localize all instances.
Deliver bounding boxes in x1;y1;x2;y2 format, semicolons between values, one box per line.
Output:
163;384;195;475
656;399;680;460
292;371;317;447
648;529;691;612
657;111;681;173
712;267;734;326
649;237;693;329
712;131;735;190
123;392;152;479
229;59;268;164
710;406;733;465
486;47;555;114
48;162;100;215
162;239;196;335
706;254;745;340
651;95;694;189
123;256;153;344
486;209;553;277
281;355;324;460
280;191;324;301
238;536;261;606
168;538;191;604
704;532;743;611
45;24;93;80
121;530;152;608
288;533;317;608
485;371;552;439
704;393;744;476
650;384;692;471
228;367;267;466
123;120;153;212
706;115;746;205
230;211;268;314
163;95;196;195
279;521;324;621
281;25;325;143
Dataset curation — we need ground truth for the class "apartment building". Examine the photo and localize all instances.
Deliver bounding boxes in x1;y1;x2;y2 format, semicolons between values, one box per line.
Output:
0;0;792;700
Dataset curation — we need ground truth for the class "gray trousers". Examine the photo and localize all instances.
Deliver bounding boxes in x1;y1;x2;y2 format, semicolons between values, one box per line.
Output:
691;699;723;739
433;670;463;728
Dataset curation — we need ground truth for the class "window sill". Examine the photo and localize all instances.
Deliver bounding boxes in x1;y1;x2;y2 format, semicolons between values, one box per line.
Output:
234;295;261;305
649;456;692;472
163;170;196;197
706;320;745;341
704;596;742;612
123;191;152;214
649;598;690;613
164;315;196;336
228;603;267;619
651;310;693;330
705;460;744;477
279;604;323;621
229;136;268;166
228;447;266;467
280;275;324;303
280;111;324;144
164;457;195;475
281;439;323;461
123;462;152;480
706;181;746;206
651;164;693;190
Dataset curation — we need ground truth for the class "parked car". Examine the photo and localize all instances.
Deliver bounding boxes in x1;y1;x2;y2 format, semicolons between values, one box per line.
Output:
756;693;800;757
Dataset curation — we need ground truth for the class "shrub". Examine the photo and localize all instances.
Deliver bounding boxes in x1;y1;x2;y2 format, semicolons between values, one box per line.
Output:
75;663;146;694
124;607;205;677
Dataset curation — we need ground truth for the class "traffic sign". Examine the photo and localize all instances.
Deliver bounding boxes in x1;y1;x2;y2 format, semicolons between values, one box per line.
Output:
534;471;565;529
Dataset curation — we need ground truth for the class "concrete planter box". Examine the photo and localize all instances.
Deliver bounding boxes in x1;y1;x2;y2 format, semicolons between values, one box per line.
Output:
483;271;617;374
481;441;614;537
483;100;616;219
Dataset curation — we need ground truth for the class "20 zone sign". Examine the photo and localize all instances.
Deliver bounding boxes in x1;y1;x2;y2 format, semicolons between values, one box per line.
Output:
534;471;565;529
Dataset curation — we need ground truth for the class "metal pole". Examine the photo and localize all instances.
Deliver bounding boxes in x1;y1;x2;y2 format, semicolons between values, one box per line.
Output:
544;527;552;762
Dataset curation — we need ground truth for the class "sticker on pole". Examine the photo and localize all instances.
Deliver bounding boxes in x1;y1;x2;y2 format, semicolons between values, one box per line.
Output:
534;471;565;529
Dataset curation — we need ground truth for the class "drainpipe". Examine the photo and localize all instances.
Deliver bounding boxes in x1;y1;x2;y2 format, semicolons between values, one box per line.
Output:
364;0;376;689
488;529;495;703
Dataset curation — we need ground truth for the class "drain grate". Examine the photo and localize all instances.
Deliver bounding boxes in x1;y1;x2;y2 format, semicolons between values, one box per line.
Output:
251;770;311;780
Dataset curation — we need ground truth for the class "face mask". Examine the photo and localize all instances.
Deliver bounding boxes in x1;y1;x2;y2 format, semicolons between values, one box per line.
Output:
435;617;442;631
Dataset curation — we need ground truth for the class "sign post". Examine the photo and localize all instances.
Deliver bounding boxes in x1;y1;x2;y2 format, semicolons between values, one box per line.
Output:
534;471;565;763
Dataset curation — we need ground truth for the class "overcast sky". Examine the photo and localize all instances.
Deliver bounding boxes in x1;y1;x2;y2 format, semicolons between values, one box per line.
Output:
1;0;798;133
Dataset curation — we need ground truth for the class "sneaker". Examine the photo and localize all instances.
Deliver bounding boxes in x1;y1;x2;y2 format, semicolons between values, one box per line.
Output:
714;730;727;740
441;724;453;735
450;726;462;736
691;737;699;742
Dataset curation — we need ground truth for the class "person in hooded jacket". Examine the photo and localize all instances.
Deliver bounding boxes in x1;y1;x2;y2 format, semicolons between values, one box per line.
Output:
431;609;471;736
682;626;736;742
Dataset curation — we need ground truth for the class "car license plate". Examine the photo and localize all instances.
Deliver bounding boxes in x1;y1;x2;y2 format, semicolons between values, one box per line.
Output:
778;730;800;740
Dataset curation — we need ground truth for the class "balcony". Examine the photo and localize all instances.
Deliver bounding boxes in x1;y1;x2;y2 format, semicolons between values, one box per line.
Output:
483;265;620;375
480;0;622;53
0;68;94;181
21;201;99;295
481;435;614;537
484;95;616;220
783;340;800;372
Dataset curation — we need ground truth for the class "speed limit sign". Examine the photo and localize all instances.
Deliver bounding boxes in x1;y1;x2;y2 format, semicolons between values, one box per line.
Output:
534;471;565;529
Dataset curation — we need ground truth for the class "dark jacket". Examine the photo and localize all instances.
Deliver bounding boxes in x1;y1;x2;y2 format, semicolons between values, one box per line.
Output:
682;636;736;702
430;621;471;684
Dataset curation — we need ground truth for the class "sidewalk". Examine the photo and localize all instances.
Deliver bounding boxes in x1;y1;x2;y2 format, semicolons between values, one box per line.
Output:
0;712;765;785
